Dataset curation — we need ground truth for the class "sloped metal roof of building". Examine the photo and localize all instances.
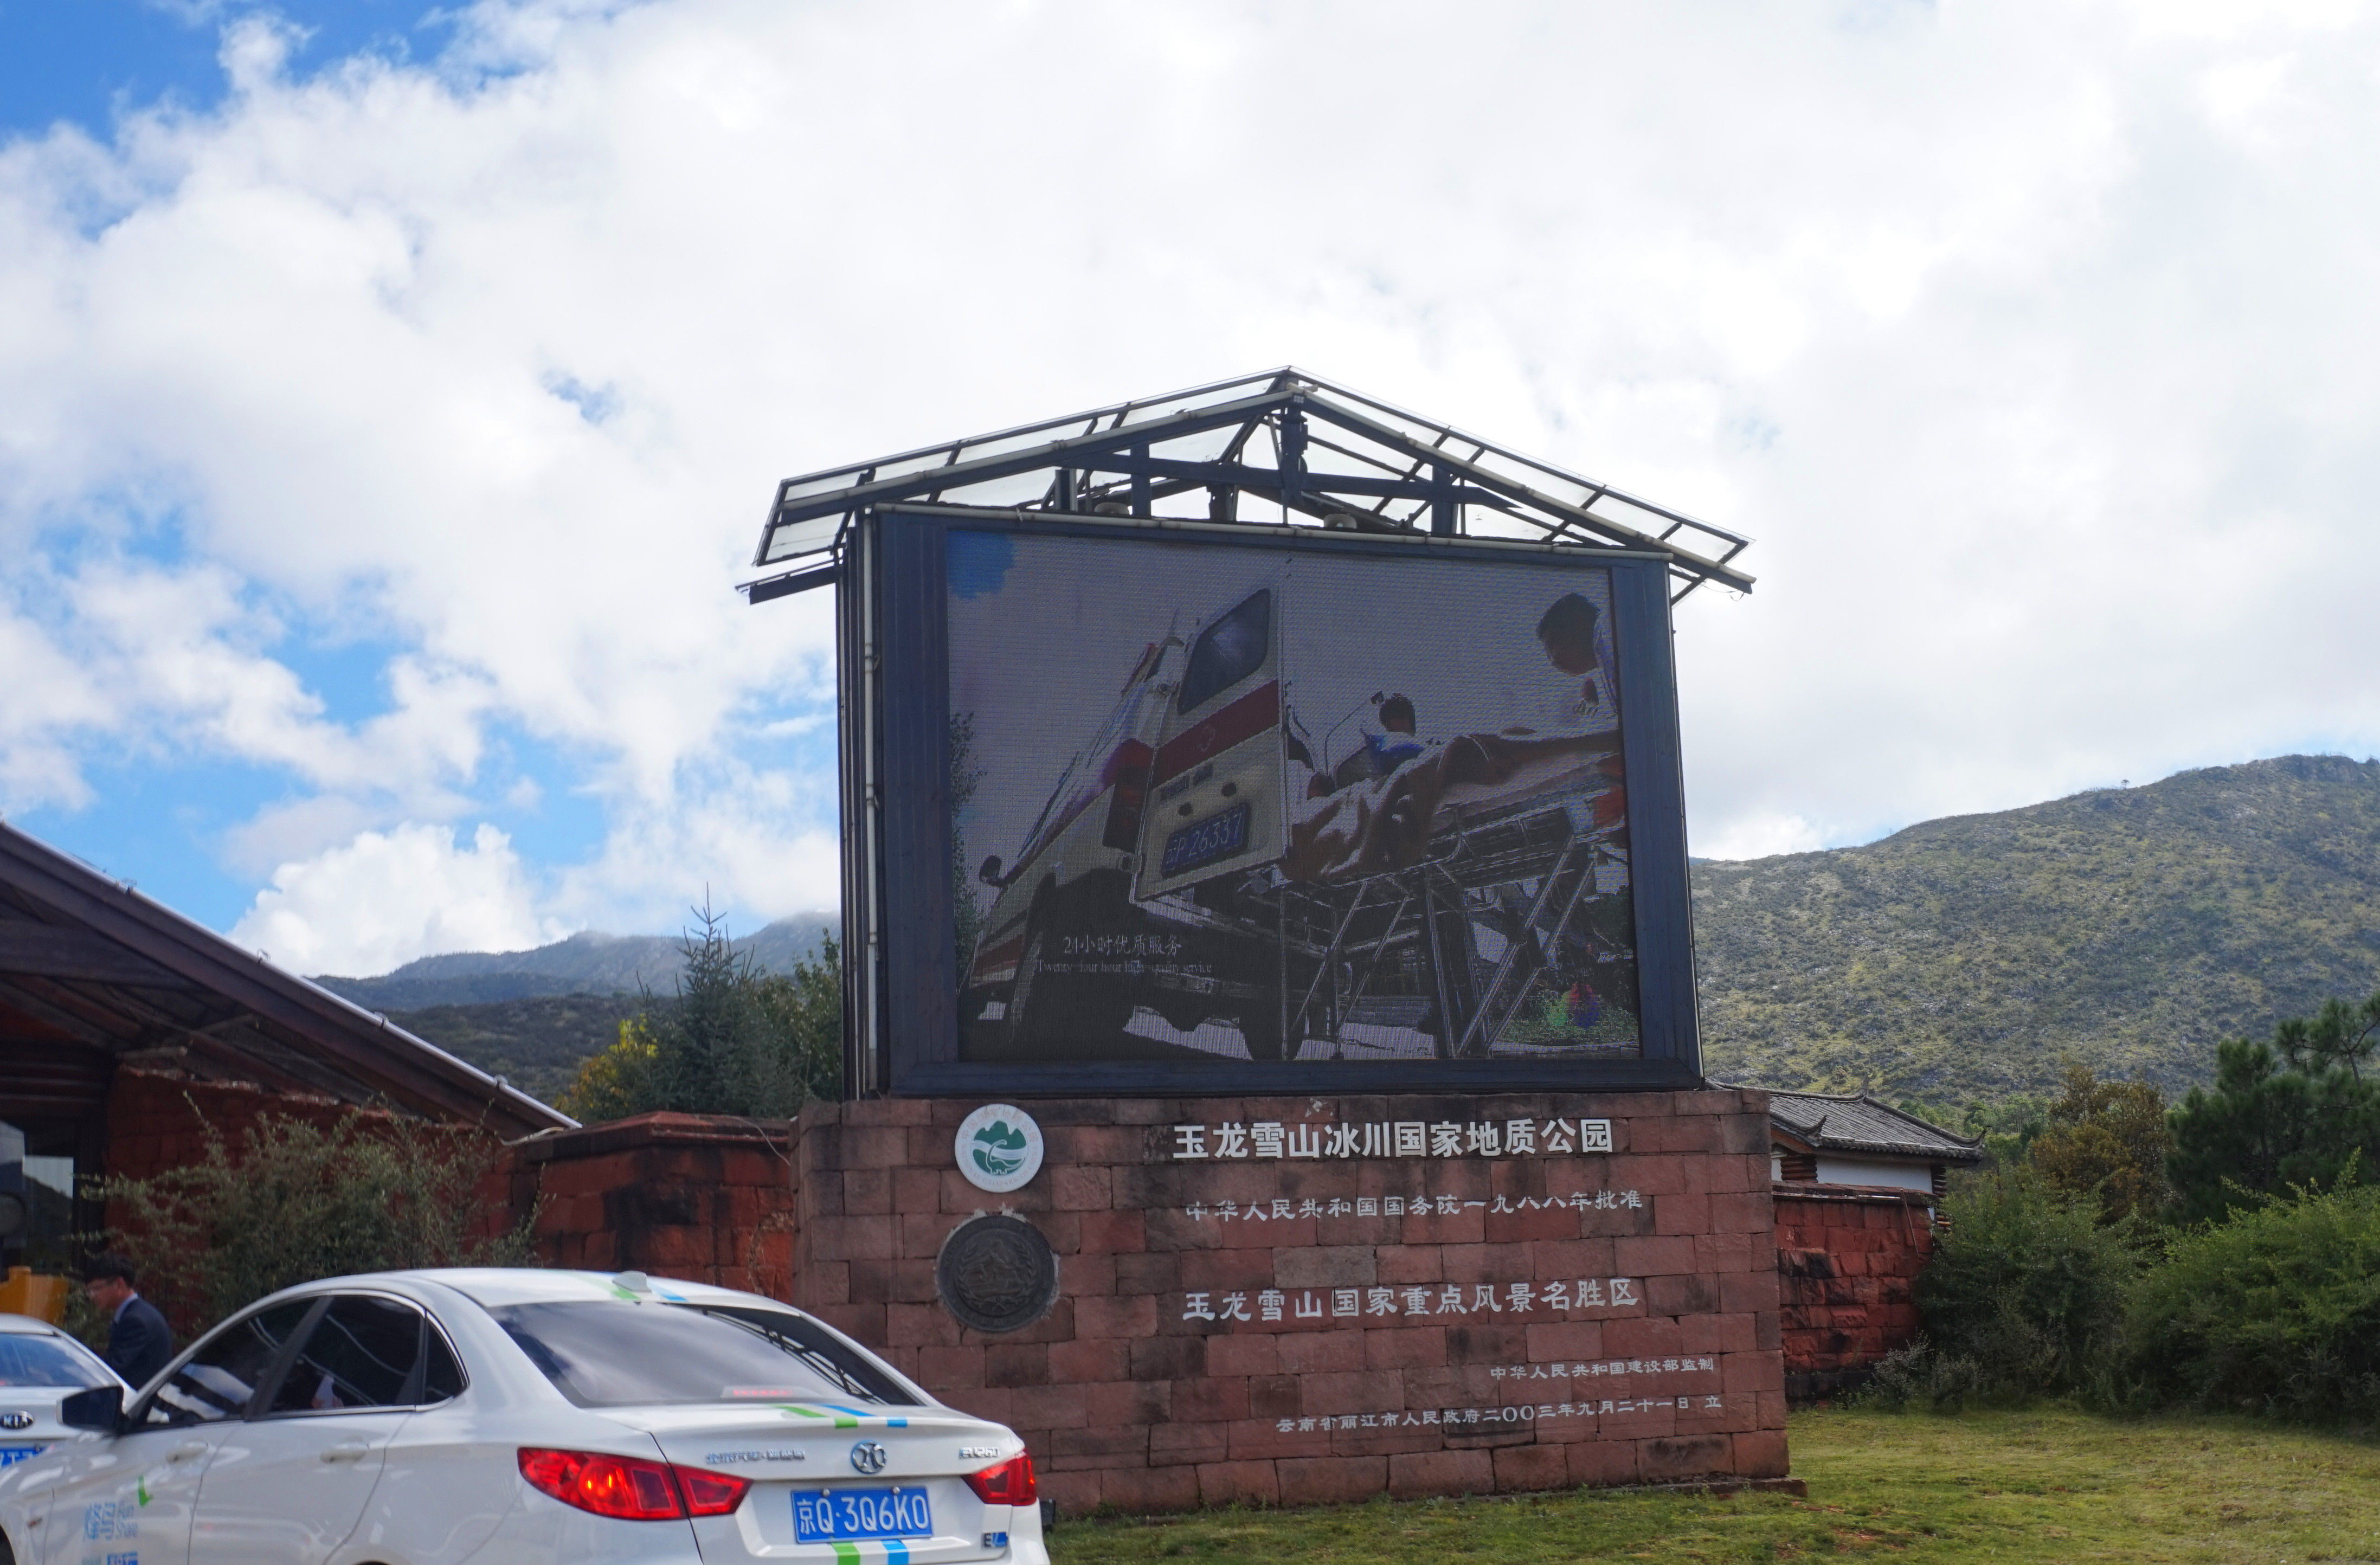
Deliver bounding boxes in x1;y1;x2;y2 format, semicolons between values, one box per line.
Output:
1759;1089;1985;1163
0;820;574;1138
745;367;1755;605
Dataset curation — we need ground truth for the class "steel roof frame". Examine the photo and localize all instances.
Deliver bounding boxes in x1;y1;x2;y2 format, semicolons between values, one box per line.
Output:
744;368;1754;605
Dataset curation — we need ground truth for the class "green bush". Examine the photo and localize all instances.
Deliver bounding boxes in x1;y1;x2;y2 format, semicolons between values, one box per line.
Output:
2030;1064;2171;1225
1907;1166;2141;1403
2125;1175;2380;1422
97;1107;536;1331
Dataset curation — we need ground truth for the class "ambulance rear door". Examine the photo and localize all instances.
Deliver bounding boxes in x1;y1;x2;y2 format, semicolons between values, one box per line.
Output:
1135;582;1288;900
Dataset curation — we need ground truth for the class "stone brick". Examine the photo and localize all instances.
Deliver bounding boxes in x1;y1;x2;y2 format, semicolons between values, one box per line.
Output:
1522;1320;1604;1361
1299;1368;1404;1414
1006;1383;1088;1431
1388;1448;1494;1499
1723;1353;1785;1395
1491;1442;1571;1494
1173;1376;1251;1424
884;1303;962;1348
1365;1326;1446;1370
1049;1336;1130;1383
1249;1374;1302;1420
847;1257;935;1305
915;1345;984;1389
1436;1242;1530;1283
1277;1456;1387;1506
1198;1460;1281;1508
1273;1246;1379;1288
1568;1435;1639;1489
1130;1336;1207;1381
1646;1273;1720;1317
1207;1334;1282;1376
1601;1315;1684;1358
1087;1378;1171;1427
984;1343;1050;1388
1050;1163;1112;1210
844;1167;892;1215
1639;1433;1733;1483
1373;1244;1445;1285
1277;1331;1367;1374
1042;1423;1151;1471
1097;1464;1201;1515
1075;1292;1157;1341
1039;1470;1102;1517
1613;1233;1698;1277
1721;1269;1781;1313
1078;1207;1147;1254
1149;1421;1231;1468
1177;1249;1278;1293
1114;1251;1180;1295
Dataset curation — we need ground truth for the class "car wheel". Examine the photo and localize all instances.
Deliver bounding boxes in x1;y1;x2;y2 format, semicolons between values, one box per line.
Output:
1005;918;1050;1051
1239;1003;1290;1062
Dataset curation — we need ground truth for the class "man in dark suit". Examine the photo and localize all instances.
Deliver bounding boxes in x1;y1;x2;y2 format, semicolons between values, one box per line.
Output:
83;1253;173;1389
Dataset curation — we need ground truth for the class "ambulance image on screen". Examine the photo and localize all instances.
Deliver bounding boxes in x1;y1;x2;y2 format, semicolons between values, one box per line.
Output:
958;556;1636;1068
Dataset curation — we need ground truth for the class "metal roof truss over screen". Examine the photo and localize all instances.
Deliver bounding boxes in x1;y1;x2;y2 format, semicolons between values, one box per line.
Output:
745;369;1755;606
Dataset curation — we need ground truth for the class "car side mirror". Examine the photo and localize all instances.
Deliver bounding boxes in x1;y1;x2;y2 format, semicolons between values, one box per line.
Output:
60;1384;123;1433
977;855;1003;886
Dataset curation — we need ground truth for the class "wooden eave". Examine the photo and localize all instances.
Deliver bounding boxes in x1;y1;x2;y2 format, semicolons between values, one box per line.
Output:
0;821;574;1137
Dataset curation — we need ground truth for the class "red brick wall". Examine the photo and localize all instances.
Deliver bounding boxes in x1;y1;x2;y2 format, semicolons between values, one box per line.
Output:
104;1066;373;1187
1773;1186;1934;1403
510;1111;795;1298
793;1091;1788;1514
101;1078;797;1307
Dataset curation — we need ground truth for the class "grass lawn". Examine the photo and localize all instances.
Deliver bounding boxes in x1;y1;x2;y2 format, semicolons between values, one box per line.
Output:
1051;1406;2380;1563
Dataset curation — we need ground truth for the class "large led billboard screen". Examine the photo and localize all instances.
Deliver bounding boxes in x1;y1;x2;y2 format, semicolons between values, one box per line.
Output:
857;508;1700;1095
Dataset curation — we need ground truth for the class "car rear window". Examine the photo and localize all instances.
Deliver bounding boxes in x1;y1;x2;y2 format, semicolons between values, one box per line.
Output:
488;1302;918;1409
0;1332;112;1389
1178;589;1270;713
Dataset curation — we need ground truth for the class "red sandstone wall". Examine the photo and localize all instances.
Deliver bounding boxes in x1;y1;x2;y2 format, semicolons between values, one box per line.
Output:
104;1067;371;1187
1772;1186;1933;1403
510;1111;795;1298
102;1079;800;1302
793;1091;1786;1515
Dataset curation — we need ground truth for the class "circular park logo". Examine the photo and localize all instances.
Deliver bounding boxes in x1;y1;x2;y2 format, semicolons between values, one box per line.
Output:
954;1104;1044;1193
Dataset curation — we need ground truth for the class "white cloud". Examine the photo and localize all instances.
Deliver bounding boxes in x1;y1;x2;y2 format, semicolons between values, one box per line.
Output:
230;821;564;975
3;0;2379;959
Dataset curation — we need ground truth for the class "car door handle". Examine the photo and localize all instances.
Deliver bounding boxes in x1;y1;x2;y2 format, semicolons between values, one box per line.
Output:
171;1441;209;1461
320;1440;372;1464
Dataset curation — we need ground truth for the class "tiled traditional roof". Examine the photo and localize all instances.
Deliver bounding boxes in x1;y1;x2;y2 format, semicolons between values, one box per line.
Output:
1753;1089;1985;1163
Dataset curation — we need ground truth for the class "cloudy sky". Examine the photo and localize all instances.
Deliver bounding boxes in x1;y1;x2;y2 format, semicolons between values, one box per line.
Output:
2;0;2375;977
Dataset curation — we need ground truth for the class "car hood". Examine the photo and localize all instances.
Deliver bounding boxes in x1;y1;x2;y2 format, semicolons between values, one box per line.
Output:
591;1401;1019;1483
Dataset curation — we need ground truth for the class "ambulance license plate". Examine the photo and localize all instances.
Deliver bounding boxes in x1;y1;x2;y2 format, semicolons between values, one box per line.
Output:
1162;803;1249;877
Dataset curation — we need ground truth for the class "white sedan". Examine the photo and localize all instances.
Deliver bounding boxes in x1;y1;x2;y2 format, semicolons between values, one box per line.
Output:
0;1268;1046;1565
0;1314;130;1474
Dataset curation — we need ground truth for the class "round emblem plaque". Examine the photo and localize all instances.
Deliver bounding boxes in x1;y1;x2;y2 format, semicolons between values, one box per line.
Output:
954;1103;1044;1193
935;1214;1061;1335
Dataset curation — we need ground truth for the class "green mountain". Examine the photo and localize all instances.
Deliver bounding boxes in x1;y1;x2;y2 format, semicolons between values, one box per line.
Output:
316;915;833;1010
1693;755;2380;1105
385;993;649;1108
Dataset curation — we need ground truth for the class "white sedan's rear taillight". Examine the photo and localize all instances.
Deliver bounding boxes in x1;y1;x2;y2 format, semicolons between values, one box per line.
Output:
963;1450;1038;1506
518;1447;751;1520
